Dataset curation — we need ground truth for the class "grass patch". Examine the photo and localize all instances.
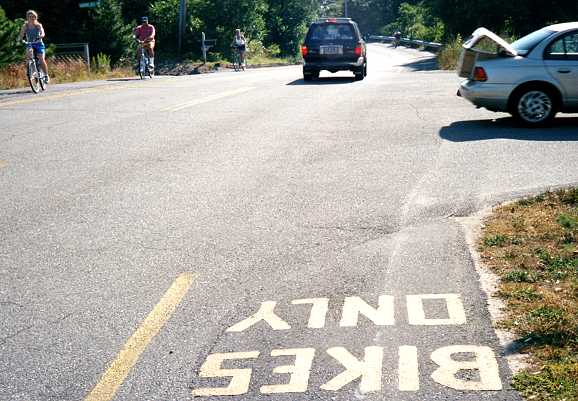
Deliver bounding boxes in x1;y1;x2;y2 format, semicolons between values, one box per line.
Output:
246;54;297;66
484;234;509;247
513;358;578;401
480;188;578;401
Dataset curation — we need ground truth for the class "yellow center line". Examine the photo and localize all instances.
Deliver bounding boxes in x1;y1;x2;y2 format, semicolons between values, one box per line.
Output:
84;272;196;401
161;86;256;112
0;84;132;108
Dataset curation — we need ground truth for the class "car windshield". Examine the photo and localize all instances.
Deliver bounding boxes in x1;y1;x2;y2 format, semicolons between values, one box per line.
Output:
511;28;555;55
308;23;355;41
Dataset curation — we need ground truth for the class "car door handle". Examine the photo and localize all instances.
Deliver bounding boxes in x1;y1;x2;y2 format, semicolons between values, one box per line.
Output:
557;69;571;74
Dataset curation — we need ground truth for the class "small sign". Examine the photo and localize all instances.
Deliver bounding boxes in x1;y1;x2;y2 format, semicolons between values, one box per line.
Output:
79;1;100;8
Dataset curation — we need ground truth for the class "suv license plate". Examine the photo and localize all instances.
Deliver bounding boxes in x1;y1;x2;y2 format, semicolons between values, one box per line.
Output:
320;45;343;55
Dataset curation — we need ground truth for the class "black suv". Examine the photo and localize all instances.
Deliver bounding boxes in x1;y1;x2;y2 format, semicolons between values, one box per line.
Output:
301;18;367;81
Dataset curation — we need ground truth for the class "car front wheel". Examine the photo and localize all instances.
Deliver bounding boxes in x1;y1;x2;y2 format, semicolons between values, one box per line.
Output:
511;87;558;127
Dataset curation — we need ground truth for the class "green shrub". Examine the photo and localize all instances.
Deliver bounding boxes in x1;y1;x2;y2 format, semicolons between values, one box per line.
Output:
484;234;508;247
502;270;538;283
437;34;462;70
91;53;111;74
0;7;23;67
558;213;578;230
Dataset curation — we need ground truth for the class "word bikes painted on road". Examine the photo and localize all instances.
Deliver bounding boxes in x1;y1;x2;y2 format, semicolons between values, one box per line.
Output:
192;294;503;396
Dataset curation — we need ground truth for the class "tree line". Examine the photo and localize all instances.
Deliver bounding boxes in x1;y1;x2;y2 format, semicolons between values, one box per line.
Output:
347;0;577;42
0;0;319;65
1;0;577;67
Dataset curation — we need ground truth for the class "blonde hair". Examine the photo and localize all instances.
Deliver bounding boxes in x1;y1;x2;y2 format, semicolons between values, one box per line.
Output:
26;10;38;19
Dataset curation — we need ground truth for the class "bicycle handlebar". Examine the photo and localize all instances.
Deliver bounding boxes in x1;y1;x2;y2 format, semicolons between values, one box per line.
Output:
22;39;42;45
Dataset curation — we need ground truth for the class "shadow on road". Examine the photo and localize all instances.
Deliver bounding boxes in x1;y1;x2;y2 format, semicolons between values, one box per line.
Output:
440;117;578;142
0;89;31;97
107;77;142;82
287;77;356;85
399;56;439;71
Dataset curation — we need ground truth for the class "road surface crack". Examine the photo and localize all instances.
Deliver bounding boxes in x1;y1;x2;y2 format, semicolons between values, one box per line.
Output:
302;224;395;235
0;325;34;345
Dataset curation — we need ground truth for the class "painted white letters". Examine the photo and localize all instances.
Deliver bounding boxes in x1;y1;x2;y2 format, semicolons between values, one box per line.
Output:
431;345;502;390
260;348;316;394
321;346;383;393
340;296;395;327
191;351;259;396
226;301;291;332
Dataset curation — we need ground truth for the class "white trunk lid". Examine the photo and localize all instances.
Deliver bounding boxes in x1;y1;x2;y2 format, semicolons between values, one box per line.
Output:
457;27;518;78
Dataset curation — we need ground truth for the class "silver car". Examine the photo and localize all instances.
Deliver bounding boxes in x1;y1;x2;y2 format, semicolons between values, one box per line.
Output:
457;22;578;127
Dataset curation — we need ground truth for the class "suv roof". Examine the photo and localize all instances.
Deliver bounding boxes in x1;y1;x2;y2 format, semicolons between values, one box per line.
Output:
314;18;354;24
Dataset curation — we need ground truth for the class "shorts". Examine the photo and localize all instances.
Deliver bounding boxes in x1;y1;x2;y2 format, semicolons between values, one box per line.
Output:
27;42;45;55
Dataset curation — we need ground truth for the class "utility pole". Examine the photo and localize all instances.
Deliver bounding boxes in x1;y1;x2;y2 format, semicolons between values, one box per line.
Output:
344;0;349;18
178;0;187;54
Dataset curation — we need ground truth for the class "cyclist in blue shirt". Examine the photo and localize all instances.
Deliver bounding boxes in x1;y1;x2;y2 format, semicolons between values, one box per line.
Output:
19;10;49;83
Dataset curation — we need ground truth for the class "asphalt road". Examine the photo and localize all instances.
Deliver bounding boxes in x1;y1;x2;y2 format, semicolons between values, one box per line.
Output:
1;43;578;401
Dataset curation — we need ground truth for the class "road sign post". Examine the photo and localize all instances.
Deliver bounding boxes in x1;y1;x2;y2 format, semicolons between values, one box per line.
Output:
201;32;216;64
178;0;187;54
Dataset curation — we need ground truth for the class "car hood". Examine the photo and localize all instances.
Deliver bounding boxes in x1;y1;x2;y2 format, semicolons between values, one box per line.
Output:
463;27;518;56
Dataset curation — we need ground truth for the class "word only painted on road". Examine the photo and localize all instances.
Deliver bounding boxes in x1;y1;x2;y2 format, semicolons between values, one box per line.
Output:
192;293;503;396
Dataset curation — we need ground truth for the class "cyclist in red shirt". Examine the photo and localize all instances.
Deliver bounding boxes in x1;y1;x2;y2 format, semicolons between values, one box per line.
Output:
134;16;156;68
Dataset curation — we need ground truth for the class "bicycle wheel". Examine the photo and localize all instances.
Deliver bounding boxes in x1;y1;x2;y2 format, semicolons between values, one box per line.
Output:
27;61;41;94
232;52;239;72
138;57;145;79
146;59;153;79
38;63;46;91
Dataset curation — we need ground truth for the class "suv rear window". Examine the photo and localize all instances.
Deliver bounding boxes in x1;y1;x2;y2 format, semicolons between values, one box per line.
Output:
307;23;356;41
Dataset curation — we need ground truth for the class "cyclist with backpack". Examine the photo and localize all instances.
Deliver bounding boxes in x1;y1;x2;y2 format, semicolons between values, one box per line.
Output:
231;29;247;68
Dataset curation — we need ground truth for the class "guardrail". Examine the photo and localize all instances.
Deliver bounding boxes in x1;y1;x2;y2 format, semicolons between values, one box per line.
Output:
53;43;91;72
367;35;442;52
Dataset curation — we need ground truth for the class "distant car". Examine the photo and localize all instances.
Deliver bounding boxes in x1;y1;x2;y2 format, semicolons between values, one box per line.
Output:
457;22;578;126
301;18;367;81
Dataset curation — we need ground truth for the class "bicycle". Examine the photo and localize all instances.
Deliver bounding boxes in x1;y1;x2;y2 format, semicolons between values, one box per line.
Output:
231;46;245;72
22;40;47;93
136;40;154;79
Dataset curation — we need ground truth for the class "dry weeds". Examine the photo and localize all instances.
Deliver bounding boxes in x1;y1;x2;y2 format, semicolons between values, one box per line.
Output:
0;59;132;90
480;189;578;400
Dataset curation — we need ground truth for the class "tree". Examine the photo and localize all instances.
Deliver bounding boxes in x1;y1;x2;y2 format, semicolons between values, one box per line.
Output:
148;0;180;54
348;0;385;35
265;0;319;56
1;0;90;44
0;6;23;66
87;0;133;63
122;0;154;23
197;0;268;56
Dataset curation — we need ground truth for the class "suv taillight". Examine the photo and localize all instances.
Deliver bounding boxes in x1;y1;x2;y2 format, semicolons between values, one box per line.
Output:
355;44;363;57
473;66;487;81
301;45;308;57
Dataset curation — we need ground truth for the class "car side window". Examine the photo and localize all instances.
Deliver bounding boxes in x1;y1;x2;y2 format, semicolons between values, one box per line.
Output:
565;33;578;59
545;31;578;60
